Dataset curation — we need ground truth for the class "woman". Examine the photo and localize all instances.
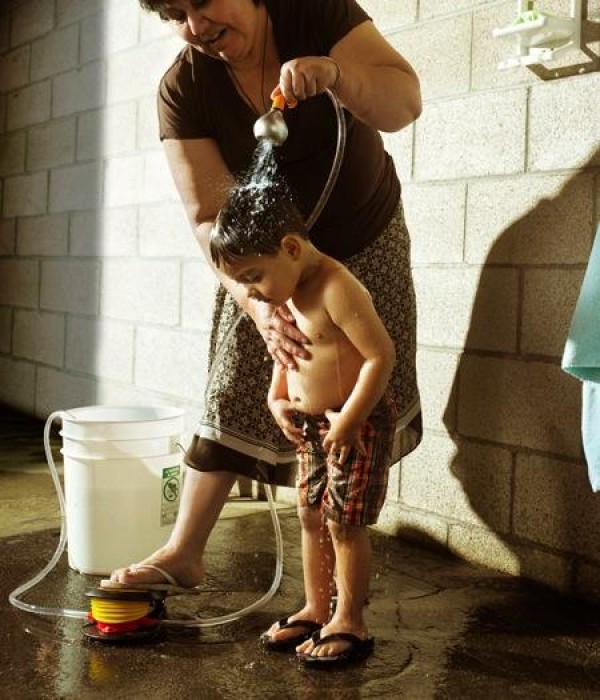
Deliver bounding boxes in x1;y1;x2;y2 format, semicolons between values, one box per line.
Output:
111;0;422;656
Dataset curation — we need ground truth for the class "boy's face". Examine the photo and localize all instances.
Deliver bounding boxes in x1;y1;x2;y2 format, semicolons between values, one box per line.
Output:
222;235;302;306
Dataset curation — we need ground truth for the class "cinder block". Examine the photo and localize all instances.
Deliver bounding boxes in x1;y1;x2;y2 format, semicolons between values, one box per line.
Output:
139;203;199;258
17;213;69;256
413;266;518;352
66;317;134;381
137;95;160;151
77;102;137;161
420;0;482;19
0;94;7;133
181;260;217;331
376;502;448;548
402;181;466;264
448;523;520;575
0;218;16;255
522;268;585;357
103;154;144;207
414;89;526;180
514;453;600;559
31;24;78;80
56;0;103;27
104;2;140;55
41;259;99;314
35;365;97;417
135;326;208;401
49;162;102;212
13;309;65;366
52;62;105;118
0;356;35;413
529;72;600;172
465;173;594;265
11;0;54;46
0;307;12;353
3;172;48;217
575;561;600;605
139;7;175;42
512;543;573;595
0;131;26;176
27;118;76;171
105;38;183;104
100;260;179;324
400;432;512;533
0;10;9;54
79;12;102;64
388;14;471;101
6;80;52;130
416;348;460;432
70;207;137;256
358;0;417;29
380;125;413;183
0;46;30;93
457;355;582;457
141;150;179;203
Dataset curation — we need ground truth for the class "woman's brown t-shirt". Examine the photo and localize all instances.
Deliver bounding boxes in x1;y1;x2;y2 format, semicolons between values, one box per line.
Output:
157;0;401;260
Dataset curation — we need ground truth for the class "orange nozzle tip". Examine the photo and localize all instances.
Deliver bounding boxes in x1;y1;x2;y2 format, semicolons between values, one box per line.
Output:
271;94;286;111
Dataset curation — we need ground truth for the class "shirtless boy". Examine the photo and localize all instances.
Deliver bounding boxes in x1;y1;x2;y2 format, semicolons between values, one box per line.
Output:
210;182;397;666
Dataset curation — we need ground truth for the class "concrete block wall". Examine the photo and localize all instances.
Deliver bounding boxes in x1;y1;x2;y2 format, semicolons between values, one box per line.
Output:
0;1;599;599
0;0;210;436
363;0;600;601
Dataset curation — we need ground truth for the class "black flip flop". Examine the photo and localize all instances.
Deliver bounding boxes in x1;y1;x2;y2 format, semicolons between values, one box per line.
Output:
260;618;322;651
299;631;374;666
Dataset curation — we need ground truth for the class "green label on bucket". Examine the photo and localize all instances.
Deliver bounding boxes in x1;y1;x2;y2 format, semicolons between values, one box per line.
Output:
161;465;181;526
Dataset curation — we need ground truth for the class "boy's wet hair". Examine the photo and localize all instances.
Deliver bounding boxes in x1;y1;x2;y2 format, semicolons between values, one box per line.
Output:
210;178;307;269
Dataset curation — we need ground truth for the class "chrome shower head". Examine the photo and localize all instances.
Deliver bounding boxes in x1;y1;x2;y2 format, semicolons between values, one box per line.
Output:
253;108;288;146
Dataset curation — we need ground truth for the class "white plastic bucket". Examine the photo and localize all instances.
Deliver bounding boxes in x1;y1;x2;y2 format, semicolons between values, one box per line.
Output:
60;405;184;441
60;433;179;459
59;405;185;575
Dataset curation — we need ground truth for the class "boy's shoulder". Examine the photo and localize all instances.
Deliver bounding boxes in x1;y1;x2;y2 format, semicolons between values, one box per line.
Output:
319;256;369;297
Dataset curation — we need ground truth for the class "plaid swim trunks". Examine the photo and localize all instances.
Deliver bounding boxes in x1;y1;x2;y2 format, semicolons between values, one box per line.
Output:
295;398;397;527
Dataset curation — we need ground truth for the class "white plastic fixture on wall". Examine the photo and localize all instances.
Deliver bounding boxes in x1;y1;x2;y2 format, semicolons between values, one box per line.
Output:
492;0;582;70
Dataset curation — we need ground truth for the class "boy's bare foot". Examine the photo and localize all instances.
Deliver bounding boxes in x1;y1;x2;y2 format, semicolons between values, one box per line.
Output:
109;546;204;589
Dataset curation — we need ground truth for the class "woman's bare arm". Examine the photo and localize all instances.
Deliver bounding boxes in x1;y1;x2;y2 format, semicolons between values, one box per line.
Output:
277;21;421;133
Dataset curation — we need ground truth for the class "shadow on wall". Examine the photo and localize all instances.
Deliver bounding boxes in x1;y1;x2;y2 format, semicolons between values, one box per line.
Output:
444;145;600;598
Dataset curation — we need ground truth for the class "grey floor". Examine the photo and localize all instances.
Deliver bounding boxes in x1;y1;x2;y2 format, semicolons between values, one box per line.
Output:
2;404;600;699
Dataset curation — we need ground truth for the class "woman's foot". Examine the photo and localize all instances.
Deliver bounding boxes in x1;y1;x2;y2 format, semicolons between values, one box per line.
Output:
109;545;204;589
296;619;369;659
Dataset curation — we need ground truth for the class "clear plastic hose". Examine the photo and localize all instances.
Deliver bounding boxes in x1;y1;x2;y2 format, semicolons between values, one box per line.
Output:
8;411;284;628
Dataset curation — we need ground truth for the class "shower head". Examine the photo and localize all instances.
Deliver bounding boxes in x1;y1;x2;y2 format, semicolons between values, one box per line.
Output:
253;95;289;146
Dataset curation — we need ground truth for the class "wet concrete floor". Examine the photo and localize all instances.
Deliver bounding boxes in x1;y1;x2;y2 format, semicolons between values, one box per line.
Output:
2;405;600;699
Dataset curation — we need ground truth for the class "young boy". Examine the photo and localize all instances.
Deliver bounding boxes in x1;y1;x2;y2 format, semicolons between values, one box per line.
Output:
210;181;397;666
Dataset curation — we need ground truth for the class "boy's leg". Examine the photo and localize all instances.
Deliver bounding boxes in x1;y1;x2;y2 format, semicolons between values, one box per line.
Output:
266;505;335;642
265;418;336;643
297;407;394;658
296;521;371;657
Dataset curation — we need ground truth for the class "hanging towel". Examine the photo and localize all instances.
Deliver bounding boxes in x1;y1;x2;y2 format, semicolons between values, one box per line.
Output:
562;223;600;490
